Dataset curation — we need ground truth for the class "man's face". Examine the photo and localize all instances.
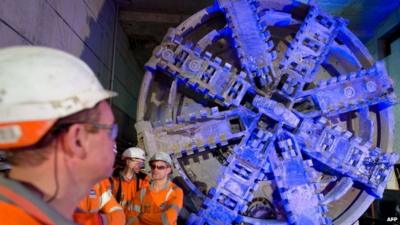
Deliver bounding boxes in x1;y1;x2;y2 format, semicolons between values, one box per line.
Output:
125;157;144;173
150;160;171;181
86;101;116;180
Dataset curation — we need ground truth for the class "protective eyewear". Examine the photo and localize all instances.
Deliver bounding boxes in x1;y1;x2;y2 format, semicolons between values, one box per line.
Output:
87;123;118;140
53;122;118;140
127;158;145;165
150;164;168;170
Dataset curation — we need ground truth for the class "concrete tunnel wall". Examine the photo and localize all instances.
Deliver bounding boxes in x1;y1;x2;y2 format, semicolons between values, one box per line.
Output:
0;0;144;148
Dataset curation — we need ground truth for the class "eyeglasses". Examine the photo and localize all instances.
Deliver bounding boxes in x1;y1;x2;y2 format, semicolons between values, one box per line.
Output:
127;157;144;165
150;164;168;170
53;122;118;140
87;123;118;140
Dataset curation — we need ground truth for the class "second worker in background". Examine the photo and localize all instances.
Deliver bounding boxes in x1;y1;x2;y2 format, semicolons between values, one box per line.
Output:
128;152;183;225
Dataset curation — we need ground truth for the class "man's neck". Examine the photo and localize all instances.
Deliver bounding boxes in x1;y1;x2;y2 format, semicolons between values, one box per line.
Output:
9;164;91;219
122;167;135;180
152;178;169;191
9;168;87;219
47;183;87;219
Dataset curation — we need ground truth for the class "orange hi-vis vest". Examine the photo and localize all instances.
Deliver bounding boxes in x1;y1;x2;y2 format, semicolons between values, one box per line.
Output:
110;170;149;220
127;181;183;225
74;179;125;225
0;175;75;225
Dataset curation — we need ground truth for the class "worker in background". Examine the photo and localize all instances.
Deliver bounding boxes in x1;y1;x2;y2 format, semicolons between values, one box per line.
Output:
74;179;125;225
128;152;183;225
0;46;117;224
110;147;150;220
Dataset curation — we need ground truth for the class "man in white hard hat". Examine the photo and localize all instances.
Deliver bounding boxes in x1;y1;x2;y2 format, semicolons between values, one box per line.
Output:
110;147;150;221
128;152;183;225
0;46;118;224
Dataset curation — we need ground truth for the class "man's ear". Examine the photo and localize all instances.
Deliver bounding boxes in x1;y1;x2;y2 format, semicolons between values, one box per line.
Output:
167;167;172;175
61;124;87;159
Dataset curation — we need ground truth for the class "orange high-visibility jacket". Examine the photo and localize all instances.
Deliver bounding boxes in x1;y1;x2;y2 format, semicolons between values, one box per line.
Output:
74;179;125;225
127;181;183;225
110;170;149;220
0;175;75;225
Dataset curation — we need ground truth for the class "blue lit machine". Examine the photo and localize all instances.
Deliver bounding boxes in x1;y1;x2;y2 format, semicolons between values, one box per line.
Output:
135;0;399;224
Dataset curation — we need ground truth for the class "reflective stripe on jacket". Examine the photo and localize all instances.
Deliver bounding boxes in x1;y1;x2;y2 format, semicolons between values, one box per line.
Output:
74;179;125;225
0;175;75;225
127;181;183;225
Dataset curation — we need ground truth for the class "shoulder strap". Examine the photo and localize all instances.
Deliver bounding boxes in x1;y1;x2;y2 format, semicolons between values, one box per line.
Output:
116;176;123;203
110;168;123;203
0;176;75;225
136;173;140;192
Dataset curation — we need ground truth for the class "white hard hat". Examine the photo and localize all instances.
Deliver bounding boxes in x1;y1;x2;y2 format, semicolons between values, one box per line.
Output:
149;152;172;166
122;147;146;160
0;46;117;149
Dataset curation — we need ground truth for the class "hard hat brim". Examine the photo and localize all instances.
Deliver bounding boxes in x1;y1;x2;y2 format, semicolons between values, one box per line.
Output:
0;119;57;149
